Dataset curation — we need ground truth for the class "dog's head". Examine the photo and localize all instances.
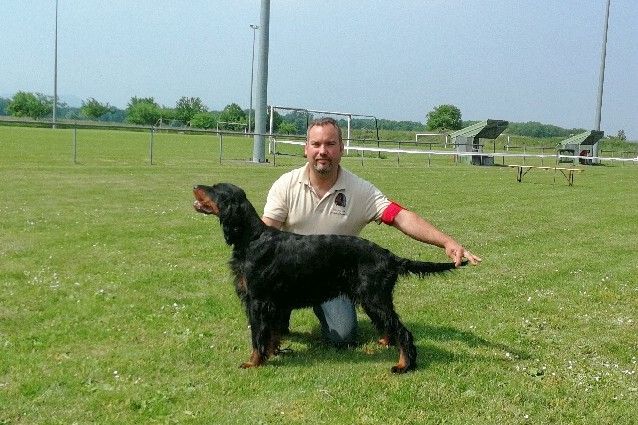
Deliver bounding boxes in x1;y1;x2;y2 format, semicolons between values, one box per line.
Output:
193;183;247;216
193;183;261;246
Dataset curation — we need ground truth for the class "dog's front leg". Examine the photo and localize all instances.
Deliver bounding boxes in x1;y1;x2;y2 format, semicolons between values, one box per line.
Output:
240;300;273;369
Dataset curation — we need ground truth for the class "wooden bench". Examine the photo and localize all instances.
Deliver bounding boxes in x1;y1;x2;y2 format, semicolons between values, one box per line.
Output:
508;164;584;186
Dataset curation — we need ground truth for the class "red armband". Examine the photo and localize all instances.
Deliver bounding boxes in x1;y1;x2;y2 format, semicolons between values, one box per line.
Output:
380;201;405;225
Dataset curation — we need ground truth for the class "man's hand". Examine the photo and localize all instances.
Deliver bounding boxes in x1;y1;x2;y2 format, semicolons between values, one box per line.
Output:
444;241;482;267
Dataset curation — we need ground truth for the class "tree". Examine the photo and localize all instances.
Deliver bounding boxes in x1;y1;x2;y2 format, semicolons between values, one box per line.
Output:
277;122;297;134
125;97;161;125
375;119;425;131
7;92;53;119
80;97;113;120
269;109;283;132
174;97;207;125
506;121;579;138
190;111;219;129
425;104;462;131
0;97;10;115
159;107;176;122
281;110;313;135
218;103;247;125
617;130;626;141
101;107;126;123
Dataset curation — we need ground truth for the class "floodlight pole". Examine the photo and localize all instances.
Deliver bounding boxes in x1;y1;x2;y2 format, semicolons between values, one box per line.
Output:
593;0;611;162
248;24;259;134
594;0;611;132
53;0;59;129
252;0;270;163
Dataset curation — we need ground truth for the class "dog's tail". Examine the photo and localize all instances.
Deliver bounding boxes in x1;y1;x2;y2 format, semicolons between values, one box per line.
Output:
397;258;466;277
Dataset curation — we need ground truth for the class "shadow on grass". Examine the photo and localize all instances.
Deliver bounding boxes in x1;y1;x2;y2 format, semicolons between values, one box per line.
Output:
268;320;529;371
408;322;530;367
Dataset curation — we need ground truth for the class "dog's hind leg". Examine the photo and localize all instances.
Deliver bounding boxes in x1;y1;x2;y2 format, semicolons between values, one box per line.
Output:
361;298;417;373
361;301;395;347
391;323;417;374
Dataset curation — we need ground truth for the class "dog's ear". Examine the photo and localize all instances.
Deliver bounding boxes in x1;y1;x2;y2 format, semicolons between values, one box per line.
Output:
219;201;244;245
214;183;263;246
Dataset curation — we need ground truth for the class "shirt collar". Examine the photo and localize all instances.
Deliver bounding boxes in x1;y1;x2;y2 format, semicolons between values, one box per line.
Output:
300;164;347;194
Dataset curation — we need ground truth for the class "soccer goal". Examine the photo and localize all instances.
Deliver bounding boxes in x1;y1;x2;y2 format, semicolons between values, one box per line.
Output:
268;105;380;155
155;118;187;129
216;121;248;133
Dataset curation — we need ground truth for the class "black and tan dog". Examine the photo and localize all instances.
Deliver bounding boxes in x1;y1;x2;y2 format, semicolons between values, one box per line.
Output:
193;183;465;373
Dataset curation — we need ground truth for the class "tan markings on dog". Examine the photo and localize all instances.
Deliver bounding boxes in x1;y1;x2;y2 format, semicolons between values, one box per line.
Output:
236;275;247;294
207;199;220;215
392;348;409;374
268;332;281;357
378;335;392;347
240;349;265;369
193;188;220;215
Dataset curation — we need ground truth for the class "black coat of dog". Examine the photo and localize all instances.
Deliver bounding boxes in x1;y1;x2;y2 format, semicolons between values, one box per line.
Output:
193;183;464;373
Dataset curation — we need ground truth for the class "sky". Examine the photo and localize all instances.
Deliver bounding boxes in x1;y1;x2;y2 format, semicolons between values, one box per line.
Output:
3;1;637;139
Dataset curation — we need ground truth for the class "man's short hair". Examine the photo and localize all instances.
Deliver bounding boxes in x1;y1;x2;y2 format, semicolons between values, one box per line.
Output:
307;117;343;144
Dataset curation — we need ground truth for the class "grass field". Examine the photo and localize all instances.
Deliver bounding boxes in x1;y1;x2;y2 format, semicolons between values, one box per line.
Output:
1;126;637;424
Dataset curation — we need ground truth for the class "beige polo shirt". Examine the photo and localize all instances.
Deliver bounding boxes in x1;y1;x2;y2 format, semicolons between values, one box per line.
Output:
263;164;390;236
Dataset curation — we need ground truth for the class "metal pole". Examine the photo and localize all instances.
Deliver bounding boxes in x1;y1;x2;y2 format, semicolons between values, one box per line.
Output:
219;133;223;164
272;137;276;166
595;0;611;131
73;126;77;163
375;117;380;158
347;115;351;153
268;105;274;135
53;0;58;129
267;105;274;154
248;24;259;134
252;0;270;163
149;128;154;165
594;0;611;162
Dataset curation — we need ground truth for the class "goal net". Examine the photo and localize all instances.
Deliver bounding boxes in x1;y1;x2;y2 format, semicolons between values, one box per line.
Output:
216;121;248;133
268;105;381;157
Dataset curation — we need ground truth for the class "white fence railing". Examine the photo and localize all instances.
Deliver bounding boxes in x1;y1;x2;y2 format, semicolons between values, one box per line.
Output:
270;138;638;165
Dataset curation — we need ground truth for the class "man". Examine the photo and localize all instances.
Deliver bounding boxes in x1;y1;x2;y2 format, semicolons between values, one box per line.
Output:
262;117;481;346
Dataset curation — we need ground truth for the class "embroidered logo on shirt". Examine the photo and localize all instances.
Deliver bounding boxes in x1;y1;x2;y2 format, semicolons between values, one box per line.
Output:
335;193;347;207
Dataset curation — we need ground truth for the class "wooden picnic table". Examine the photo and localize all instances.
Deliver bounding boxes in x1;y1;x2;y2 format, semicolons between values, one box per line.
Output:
507;164;584;186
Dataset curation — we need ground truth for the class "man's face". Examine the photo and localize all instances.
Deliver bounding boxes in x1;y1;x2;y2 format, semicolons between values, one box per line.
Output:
304;124;344;175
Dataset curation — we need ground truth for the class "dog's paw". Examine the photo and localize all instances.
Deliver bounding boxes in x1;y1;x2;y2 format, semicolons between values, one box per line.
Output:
390;365;409;374
378;336;393;347
390;361;416;374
